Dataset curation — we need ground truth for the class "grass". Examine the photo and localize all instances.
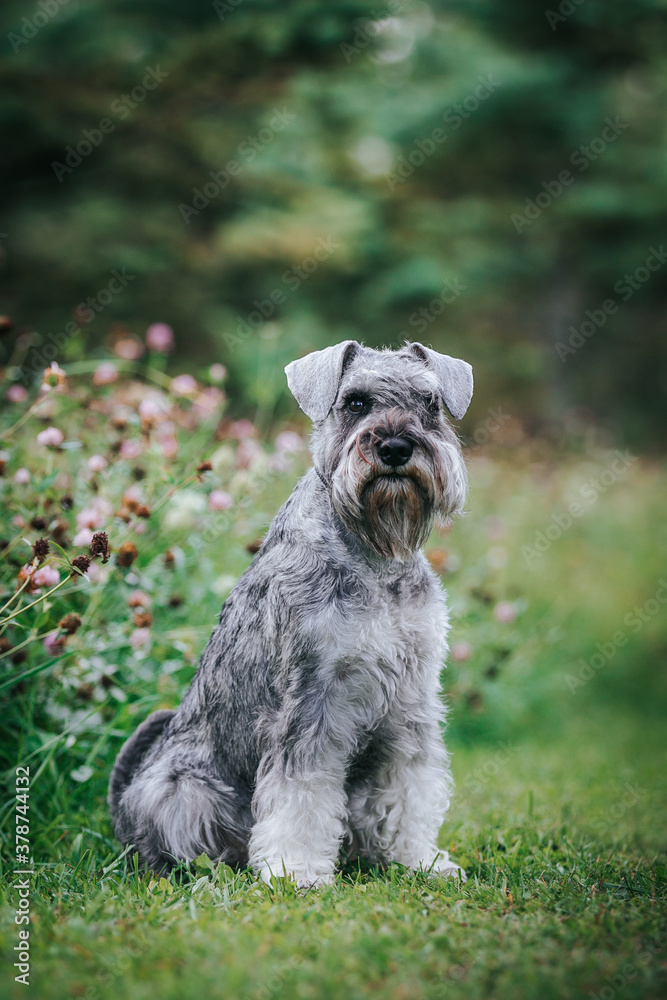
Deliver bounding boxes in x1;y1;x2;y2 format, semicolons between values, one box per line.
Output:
0;354;665;999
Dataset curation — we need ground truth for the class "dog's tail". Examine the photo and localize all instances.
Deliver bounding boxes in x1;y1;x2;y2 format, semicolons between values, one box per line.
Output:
108;709;175;815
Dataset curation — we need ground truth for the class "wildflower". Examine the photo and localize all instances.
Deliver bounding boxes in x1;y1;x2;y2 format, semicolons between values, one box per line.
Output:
237;439;261;470
42;362;66;390
88;454;108;473
32;538;50;563
51;520;70;546
138;398;166;430
134;503;150;519
130;627;151;648
113;336;144;361
133;611;152;628
171;374;198;397
73;528;94;547
7;385;28;403
37;426;64;448
493;601;517;623
77;498;112;530
246;539;263;555
122;485;143;510
426;549;448;574
44;631;66;654
90;531;111;563
93;362;119;386
197;461;213;474
58;613;82;635
17;565;37;593
30;516;48;530
228;419;255;440
209;490;233;512
14;467;30;484
145;323;175;352
116;541;137;567
127;590;150;608
275;430;303;453
158;434;178;459
168;594;182;606
192;387;224;421
451;641;473;663
71;555;91;576
164;550;175;568
209;363;226;383
33;565;60;589
60;494;74;510
119;439;142;461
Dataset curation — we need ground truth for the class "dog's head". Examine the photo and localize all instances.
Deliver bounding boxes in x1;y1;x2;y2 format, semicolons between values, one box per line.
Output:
285;341;473;559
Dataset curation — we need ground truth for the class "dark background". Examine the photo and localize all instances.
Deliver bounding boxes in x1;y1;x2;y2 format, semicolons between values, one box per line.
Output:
1;0;666;445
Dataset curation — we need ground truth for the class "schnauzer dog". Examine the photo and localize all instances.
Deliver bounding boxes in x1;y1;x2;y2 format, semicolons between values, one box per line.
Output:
109;340;473;887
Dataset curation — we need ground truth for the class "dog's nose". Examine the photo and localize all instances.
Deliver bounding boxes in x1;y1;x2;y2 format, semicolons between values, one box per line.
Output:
377;437;413;468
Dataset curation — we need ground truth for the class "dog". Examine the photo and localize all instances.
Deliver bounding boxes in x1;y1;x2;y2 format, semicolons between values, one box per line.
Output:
109;340;473;887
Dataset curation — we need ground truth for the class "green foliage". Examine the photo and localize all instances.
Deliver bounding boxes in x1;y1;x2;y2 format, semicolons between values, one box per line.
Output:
1;0;666;442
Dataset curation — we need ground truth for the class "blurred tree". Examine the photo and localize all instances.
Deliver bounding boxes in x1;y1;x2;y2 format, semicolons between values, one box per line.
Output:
0;0;666;445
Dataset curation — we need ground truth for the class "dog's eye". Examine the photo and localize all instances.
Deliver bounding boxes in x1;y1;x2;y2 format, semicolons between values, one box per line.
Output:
347;398;368;415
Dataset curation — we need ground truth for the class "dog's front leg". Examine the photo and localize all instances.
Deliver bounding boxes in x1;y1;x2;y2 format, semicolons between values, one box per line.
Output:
248;697;351;888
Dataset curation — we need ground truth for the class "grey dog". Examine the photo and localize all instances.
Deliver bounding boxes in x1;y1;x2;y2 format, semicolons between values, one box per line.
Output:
109;340;473;887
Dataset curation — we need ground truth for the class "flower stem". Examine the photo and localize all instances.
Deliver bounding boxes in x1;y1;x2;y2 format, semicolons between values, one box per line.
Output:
0;576;71;628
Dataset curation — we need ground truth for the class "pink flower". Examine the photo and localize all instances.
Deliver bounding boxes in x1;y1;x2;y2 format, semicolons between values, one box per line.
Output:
33;565;60;589
37;426;64;448
113;336;144;361
146;323;175;352
119;439;142;460
14;467;30;484
93;362;119;386
123;484;143;506
192;388;224;421
451;641;473;662
138;398;166;423
493;601;517;624
209;363;227;383
76;498;112;533
158;435;178;459
275;430;303;453
42;362;67;390
7;385;28;403
44;631;66;654
127;590;150;608
237;439;261;469
86;561;108;584
88;454;108;473
209;490;233;511
171;374;198;397
73;528;94;547
228;419;255;440
130;627;151;648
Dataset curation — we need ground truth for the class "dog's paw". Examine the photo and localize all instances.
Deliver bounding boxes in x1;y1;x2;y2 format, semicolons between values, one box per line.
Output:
257;865;335;890
427;854;467;882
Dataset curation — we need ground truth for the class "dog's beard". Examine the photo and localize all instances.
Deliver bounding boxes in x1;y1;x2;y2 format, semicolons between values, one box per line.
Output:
331;460;437;560
328;419;467;560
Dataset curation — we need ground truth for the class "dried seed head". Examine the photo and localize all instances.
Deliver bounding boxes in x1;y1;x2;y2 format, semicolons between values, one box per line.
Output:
60;495;74;511
197;461;213;474
58;612;82;635
134;503;150;519
30;516;48;531
133;611;152;628
116;541;137;567
71;554;91;576
32;538;50;563
90;531;111;563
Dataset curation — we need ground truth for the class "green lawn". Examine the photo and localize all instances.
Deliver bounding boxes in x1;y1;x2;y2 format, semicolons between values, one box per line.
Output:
0;365;665;999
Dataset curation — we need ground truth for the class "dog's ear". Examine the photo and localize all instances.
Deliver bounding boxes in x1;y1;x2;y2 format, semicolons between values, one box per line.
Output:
285;341;360;422
407;342;473;419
